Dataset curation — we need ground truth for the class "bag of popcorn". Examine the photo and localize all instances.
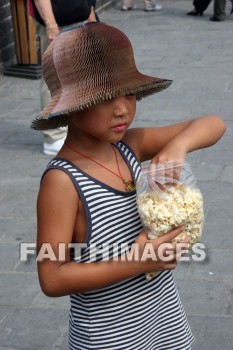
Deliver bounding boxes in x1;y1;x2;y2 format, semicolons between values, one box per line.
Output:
136;160;204;281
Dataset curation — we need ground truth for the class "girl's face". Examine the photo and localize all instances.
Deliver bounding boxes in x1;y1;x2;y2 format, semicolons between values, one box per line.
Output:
68;95;136;143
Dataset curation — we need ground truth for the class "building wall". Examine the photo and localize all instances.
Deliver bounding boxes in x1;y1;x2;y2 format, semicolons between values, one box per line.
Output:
0;0;15;73
0;0;116;75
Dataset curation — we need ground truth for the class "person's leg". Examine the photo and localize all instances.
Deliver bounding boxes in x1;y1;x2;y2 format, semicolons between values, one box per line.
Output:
210;0;226;19
193;0;212;12
214;0;226;17
121;0;134;11
187;0;212;15
40;75;67;144
37;23;67;154
86;0;99;21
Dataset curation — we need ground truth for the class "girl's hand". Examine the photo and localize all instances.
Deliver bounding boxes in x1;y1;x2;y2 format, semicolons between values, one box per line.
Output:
148;142;187;189
151;139;187;165
133;226;189;274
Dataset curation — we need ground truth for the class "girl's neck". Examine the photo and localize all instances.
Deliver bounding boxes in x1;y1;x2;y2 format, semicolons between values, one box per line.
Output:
70;138;111;152
59;135;115;161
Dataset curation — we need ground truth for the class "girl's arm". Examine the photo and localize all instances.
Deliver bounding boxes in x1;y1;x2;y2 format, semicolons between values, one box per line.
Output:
37;170;185;297
124;114;226;162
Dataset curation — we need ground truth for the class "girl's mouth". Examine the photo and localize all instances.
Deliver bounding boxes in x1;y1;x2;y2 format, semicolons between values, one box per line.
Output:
112;123;127;132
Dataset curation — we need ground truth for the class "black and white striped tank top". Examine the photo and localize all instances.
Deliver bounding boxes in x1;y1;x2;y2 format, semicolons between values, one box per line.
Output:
46;141;194;350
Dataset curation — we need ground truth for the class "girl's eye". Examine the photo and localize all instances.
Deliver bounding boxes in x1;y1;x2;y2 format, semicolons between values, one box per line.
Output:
125;94;136;101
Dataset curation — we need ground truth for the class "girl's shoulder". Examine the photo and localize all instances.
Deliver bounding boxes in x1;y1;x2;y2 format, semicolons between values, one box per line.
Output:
40;161;80;203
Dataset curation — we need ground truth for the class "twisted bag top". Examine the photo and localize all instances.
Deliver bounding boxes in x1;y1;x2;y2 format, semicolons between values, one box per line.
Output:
31;22;172;130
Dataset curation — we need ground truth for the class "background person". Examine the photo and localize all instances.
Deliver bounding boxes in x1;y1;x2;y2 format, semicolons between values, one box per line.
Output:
210;0;226;20
29;0;97;155
121;0;162;11
187;0;212;16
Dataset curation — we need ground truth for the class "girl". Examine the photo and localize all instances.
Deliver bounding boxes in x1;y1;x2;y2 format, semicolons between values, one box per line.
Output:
33;22;226;349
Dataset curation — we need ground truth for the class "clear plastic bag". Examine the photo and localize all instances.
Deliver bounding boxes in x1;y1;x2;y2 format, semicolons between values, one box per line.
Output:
136;160;204;281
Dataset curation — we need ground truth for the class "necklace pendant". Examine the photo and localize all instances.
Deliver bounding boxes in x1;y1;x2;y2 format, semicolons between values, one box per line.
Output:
123;179;135;191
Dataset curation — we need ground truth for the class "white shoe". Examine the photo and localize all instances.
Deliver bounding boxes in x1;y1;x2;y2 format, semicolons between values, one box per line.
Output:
145;4;162;11
155;4;162;10
121;5;132;10
43;138;65;156
121;5;137;10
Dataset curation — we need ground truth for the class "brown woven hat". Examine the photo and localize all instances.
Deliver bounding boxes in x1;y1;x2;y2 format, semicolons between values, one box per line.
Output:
31;22;172;130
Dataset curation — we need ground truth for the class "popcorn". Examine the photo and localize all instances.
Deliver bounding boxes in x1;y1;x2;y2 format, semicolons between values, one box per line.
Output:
137;184;204;281
137;184;204;243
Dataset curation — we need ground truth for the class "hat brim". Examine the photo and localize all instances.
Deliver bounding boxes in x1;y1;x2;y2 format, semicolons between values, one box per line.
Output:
31;75;172;130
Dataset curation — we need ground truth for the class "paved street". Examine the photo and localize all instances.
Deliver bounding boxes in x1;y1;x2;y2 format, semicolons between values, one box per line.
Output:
0;0;232;349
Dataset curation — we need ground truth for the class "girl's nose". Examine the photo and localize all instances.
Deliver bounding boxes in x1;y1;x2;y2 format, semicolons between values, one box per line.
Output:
114;96;129;116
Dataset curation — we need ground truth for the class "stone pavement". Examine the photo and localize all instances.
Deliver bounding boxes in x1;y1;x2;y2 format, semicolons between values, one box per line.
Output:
0;0;232;349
